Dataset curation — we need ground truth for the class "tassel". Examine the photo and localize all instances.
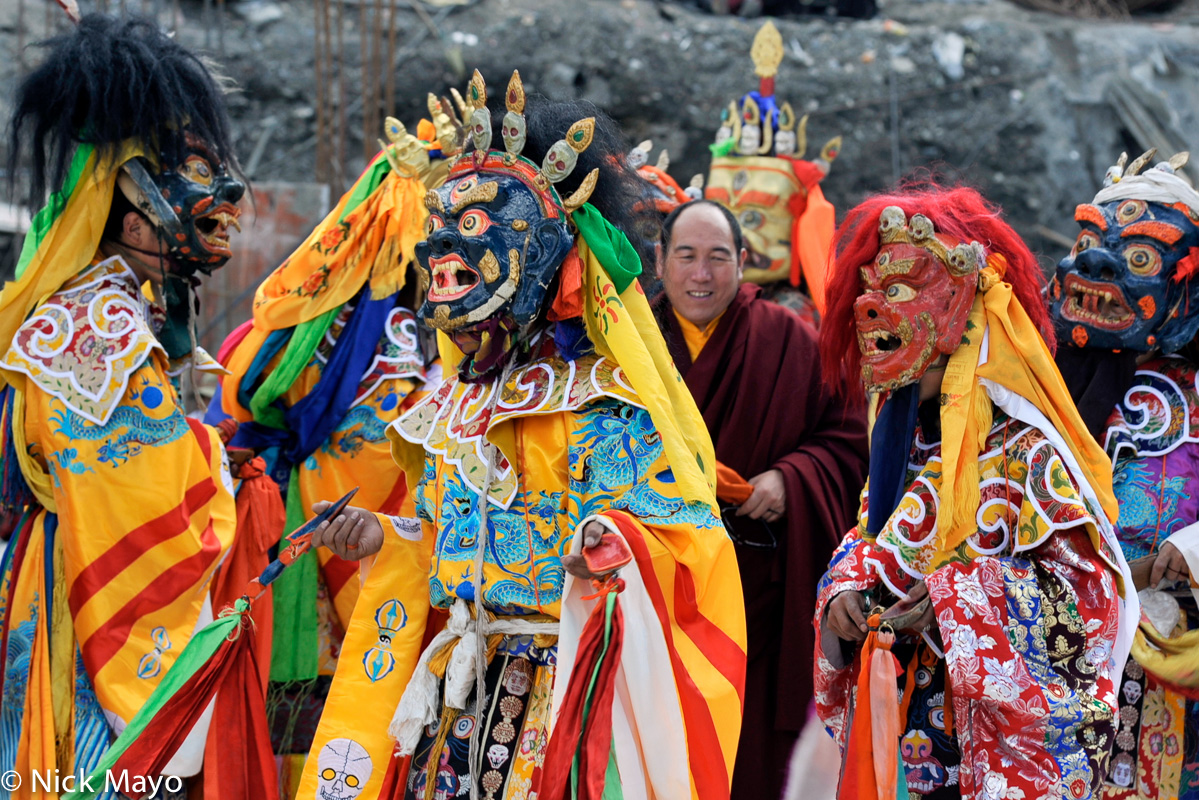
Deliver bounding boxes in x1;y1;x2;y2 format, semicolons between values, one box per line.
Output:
422;706;460;800
837;615;903;800
869;628;900;800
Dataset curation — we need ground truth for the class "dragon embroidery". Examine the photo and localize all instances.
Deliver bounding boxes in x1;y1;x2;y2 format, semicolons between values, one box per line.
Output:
49;405;189;468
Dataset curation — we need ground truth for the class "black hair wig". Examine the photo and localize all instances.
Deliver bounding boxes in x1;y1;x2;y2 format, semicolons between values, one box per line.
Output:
8;13;238;206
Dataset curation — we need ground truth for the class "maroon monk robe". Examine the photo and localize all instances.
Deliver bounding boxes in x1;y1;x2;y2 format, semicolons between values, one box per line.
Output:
661;283;868;800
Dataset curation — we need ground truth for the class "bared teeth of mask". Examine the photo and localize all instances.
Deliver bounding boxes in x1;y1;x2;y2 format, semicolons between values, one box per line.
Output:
223;212;242;233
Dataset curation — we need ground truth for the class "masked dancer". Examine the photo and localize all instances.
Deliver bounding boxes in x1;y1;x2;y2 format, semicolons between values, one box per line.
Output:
1052;150;1199;800
298;72;746;800
815;185;1138;800
705;21;841;328
0;14;245;796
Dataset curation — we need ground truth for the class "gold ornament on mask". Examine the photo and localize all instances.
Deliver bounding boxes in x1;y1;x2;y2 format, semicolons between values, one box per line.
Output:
877;206;983;278
466;69;493;158
379;103;463;189
449;181;499;214
448;70;600;215
563;168;600;213
478;250;501;282
502;70;528;159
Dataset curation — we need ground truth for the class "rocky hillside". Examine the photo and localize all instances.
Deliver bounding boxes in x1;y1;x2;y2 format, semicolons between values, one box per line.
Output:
2;0;1198;265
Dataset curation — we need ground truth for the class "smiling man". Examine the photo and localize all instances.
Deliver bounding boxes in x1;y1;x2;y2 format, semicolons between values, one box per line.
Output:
656;199;868;800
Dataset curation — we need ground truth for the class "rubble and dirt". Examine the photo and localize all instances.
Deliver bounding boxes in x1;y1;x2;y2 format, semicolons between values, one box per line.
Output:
2;0;1198;265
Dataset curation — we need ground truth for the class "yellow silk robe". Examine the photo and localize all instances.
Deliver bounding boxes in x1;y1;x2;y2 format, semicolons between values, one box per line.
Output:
0;256;236;793
299;349;746;800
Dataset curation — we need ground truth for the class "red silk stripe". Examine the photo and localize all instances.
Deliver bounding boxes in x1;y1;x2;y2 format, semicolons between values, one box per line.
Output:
378;475;408;515
321;554;357;602
377;750;410;799
202;630;279;800
112;620;276;800
1074;204;1108;231
69;478;217;616
1121;220;1185;245
81;520;223;674
577;599;624;800
673;566;747;704
216;320;255;366
533;588;623;800
187;417;213;464
606;511;731;800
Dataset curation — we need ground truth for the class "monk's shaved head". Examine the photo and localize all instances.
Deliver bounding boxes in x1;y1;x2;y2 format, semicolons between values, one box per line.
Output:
658;201;747;328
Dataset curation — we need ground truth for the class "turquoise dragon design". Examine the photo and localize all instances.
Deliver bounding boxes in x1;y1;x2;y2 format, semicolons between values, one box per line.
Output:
320;404;390;459
50;406;189;467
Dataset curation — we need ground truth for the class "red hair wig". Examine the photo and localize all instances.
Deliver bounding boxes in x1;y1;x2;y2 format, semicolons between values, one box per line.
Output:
819;184;1055;394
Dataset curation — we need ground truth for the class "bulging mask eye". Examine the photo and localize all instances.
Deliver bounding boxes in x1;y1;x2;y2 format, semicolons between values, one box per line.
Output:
1072;231;1099;258
1124;244;1162;276
1116;199;1147;225
180;156;214;186
427;215;444;235
458;210;492;236
739;209;764;230
885;283;917;302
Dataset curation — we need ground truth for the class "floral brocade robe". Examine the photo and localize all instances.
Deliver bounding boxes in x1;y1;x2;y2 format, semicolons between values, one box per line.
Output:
814;408;1123;800
1101;355;1199;800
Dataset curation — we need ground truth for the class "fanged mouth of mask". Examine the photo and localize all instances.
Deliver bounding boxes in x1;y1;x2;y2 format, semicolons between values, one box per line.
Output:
428;255;482;301
194;203;242;254
1061;275;1135;331
860;327;903;354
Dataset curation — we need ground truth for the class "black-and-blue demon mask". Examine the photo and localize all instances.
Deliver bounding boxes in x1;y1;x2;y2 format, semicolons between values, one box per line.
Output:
1050;153;1199;354
412;71;599;379
416;168;573;331
118;133;247;275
